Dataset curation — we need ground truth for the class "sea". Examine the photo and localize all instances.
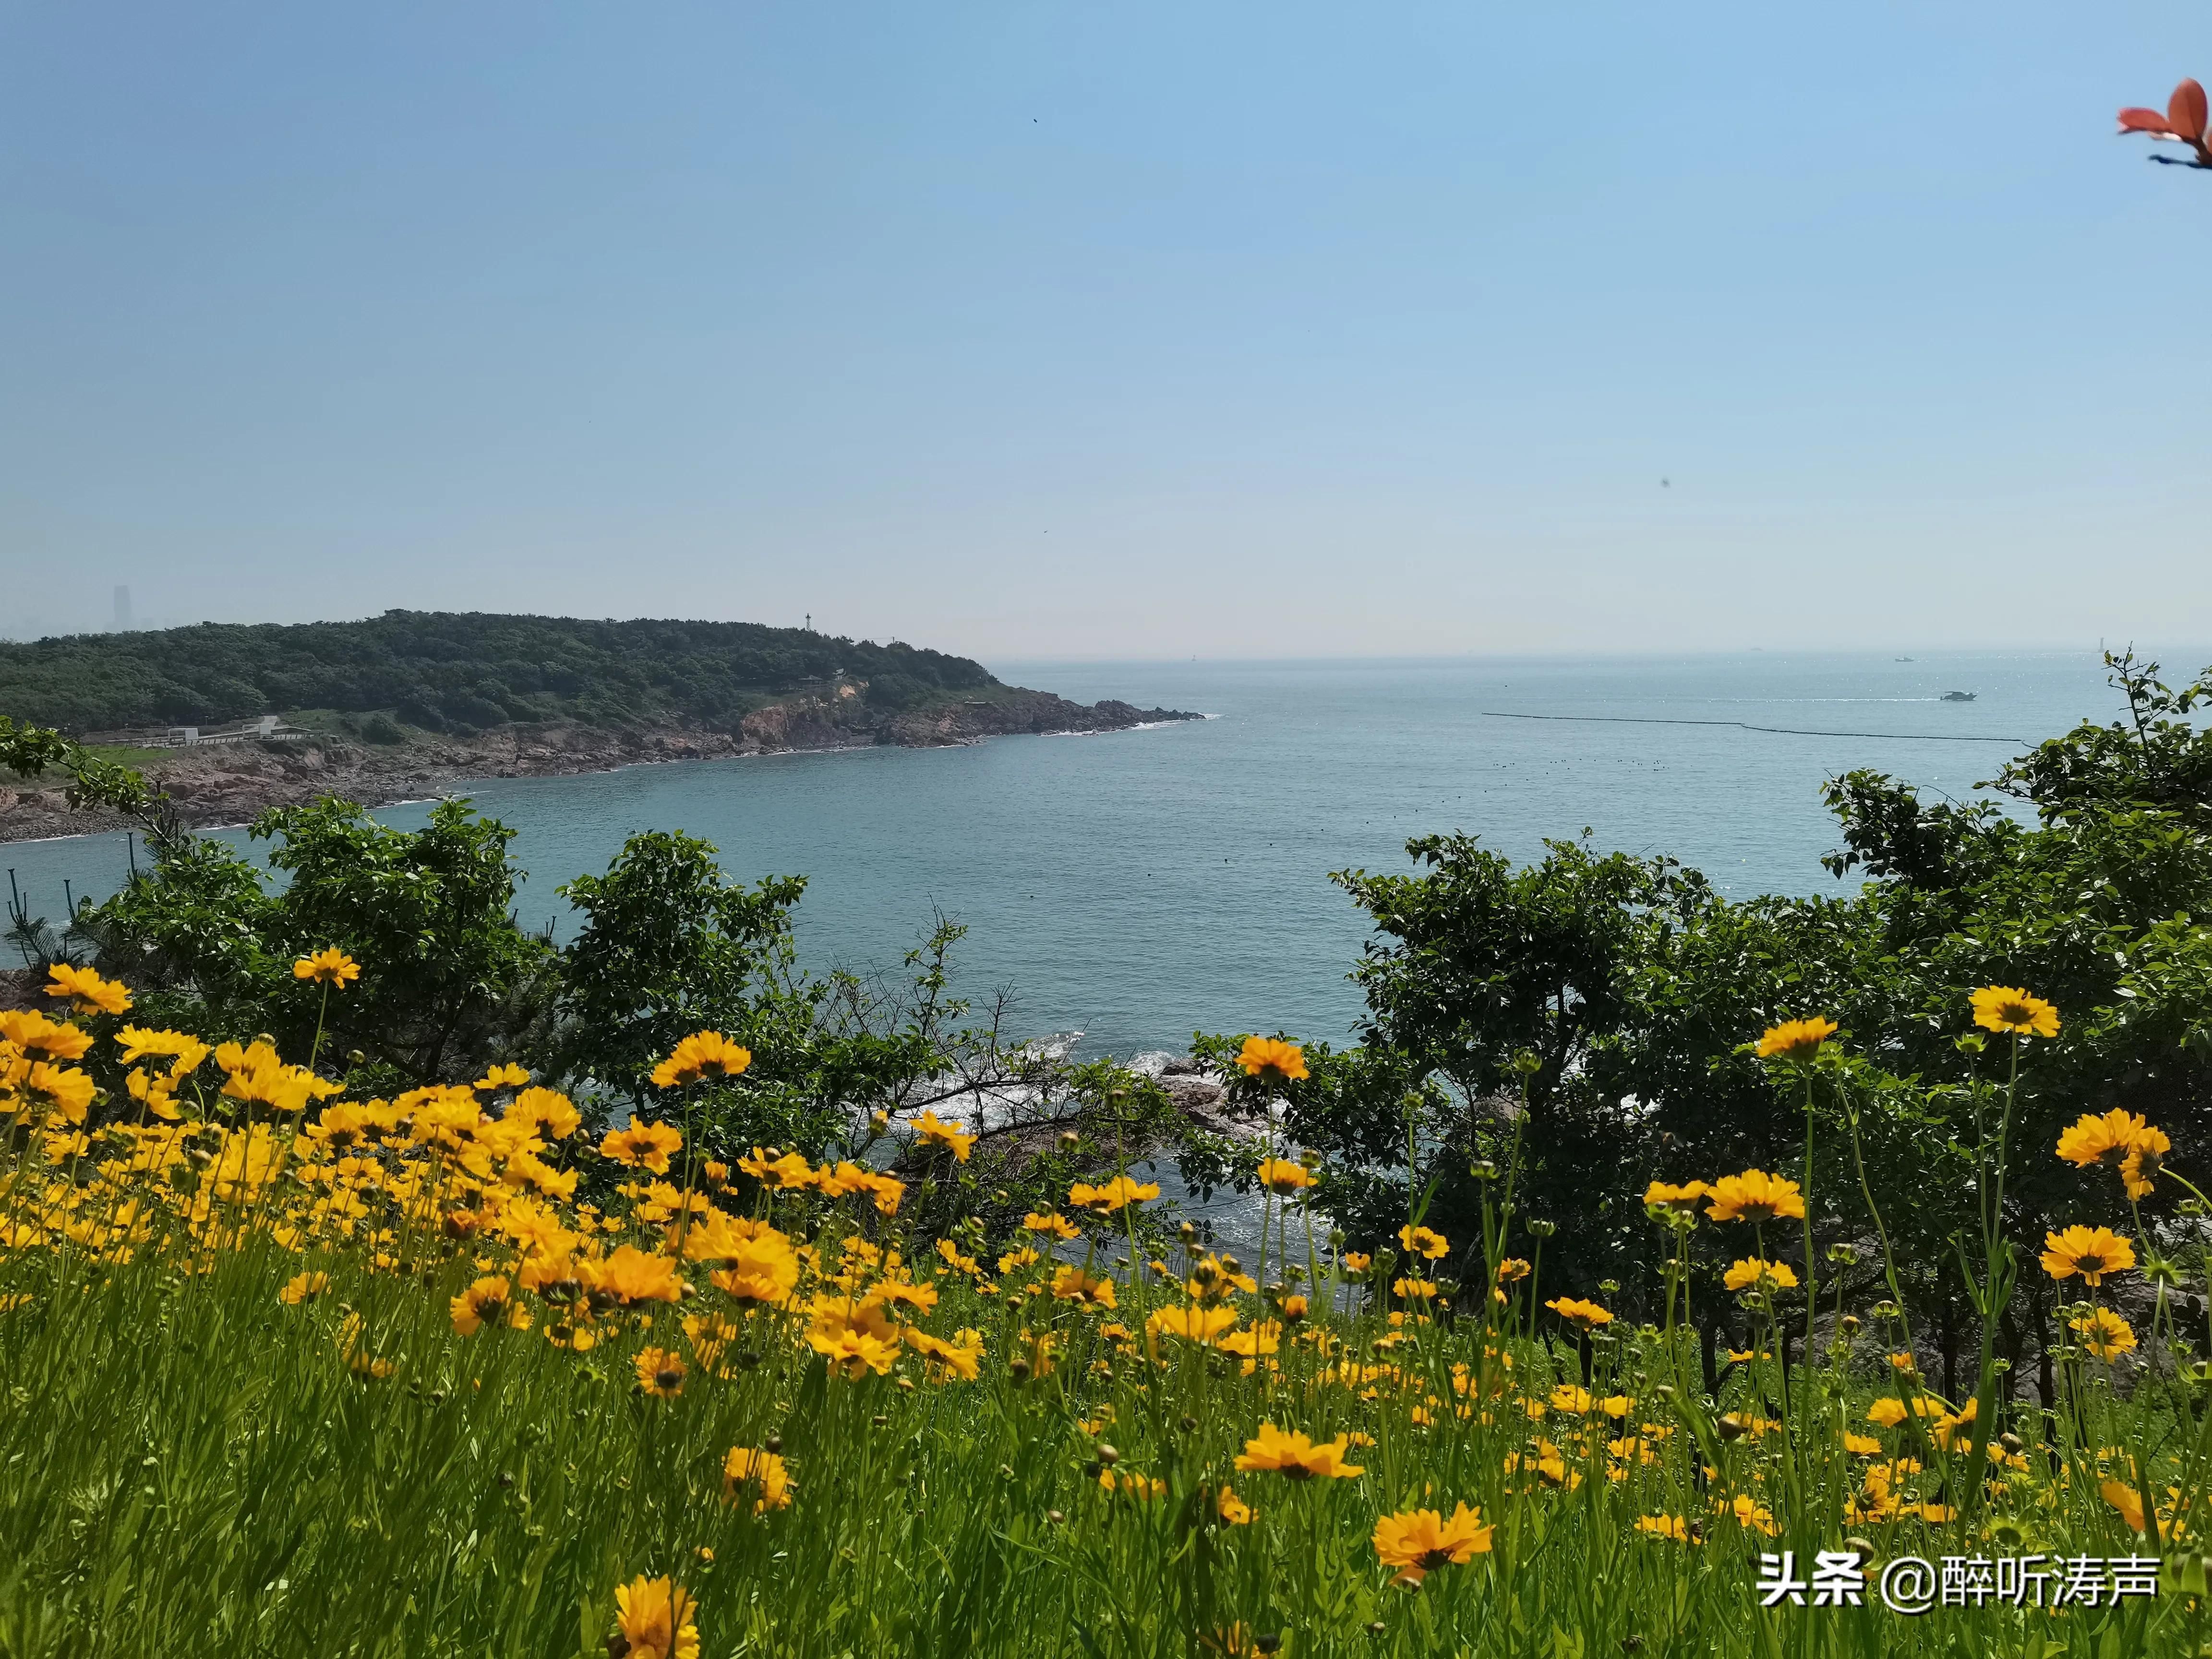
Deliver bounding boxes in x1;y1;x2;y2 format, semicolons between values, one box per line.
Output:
1;650;2173;1061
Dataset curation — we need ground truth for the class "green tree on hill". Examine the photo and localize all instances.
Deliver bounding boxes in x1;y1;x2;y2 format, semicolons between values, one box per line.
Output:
0;609;998;734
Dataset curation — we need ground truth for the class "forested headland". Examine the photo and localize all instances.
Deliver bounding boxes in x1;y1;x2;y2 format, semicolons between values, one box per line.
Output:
1;610;1003;735
0;611;1197;840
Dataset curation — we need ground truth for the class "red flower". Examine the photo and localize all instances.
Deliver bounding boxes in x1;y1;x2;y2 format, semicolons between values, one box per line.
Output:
2118;78;2210;167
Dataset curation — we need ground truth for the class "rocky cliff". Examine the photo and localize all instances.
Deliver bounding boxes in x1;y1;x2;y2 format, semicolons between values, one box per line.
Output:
2;688;1200;843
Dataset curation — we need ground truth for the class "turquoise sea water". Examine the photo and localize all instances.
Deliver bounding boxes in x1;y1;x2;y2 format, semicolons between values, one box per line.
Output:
2;649;2166;1059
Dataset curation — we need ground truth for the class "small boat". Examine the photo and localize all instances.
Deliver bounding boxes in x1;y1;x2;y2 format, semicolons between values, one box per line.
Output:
1895;655;1914;662
1941;690;1977;702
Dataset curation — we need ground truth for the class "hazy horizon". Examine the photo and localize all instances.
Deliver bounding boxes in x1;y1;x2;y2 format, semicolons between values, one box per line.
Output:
12;611;2212;677
7;4;2209;660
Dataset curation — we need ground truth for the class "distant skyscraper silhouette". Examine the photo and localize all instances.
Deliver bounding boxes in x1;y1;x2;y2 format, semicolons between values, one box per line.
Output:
113;585;132;632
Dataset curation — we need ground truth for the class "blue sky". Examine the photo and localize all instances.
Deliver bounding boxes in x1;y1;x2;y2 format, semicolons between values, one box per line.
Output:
3;3;2208;660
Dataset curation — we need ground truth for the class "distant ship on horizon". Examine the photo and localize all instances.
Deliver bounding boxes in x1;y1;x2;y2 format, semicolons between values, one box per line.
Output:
1942;690;1977;702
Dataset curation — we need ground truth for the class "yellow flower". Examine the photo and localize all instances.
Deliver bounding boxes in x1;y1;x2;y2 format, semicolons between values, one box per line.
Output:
291;949;360;988
124;1065;181;1120
1970;985;2058;1037
904;1326;986;1382
1098;1469;1166;1500
1545;1296;1612;1333
2069;1307;2137;1362
1722;1257;1800;1293
1340;1252;1373;1274
279;1270;329;1305
44;963;132;1016
613;1575;700;1659
1013;1328;1057;1380
1493;1257;1531;1284
2056;1111;2167;1202
1730;1494;1778;1536
1550;1385;1594;1415
582;1245;686;1305
1642;1179;1710;1214
1703;1170;1805;1224
450;1275;517;1335
336;1311;394;1380
215;1040;342;1113
1255;1157;1316;1193
600;1116;684;1172
1234;1422;1365;1480
723;1446;793;1513
512;1086;581;1138
1843;1432;1883;1455
1068;1175;1160;1213
1393;1277;1438;1301
936;1237;981;1277
805;1305;901;1377
739;1145;816;1189
1215;1484;1253;1525
0;1010;92;1060
1051;1264;1118;1309
1635;1514;1692;1542
474;1062;529;1090
913;1110;977;1162
2120;1137;2169;1201
634;1346;686;1398
2040;1225;2135;1287
1754;1016;1837;1062
1145;1305;1241;1348
1022;1211;1081;1240
114;1025;211;1073
649;1030;752;1089
25;1062;95;1124
1928;1396;1977;1451
1372;1502;1493;1585
817;1161;904;1215
1216;1323;1281;1368
1236;1035;1309;1082
1866;1398;1908;1427
2055;1108;2151;1168
2101;1479;2149;1536
1398;1224;1448;1260
704;1231;801;1308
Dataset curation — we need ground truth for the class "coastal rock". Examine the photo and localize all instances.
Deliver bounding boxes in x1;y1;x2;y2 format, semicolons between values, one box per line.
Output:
5;693;1202;843
1156;1072;1226;1112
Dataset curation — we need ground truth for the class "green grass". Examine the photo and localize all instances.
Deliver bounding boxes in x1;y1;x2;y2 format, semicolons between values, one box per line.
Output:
0;1004;2203;1656
0;1186;2198;1655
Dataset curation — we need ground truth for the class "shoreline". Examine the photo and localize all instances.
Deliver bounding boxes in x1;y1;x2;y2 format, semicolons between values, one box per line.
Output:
1;696;1204;846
